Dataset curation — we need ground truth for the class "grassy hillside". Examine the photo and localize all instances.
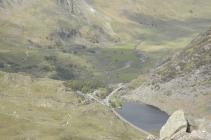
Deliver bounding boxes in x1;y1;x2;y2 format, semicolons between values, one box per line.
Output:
0;0;117;46
0;1;211;139
0;71;145;140
89;0;211;51
1;0;211;84
0;0;161;84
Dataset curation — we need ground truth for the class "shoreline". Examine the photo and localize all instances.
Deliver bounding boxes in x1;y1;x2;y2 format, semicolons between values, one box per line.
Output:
111;109;154;137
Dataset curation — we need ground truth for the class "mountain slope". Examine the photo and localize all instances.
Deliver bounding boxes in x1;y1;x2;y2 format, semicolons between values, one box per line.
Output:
0;0;122;82
0;71;145;140
88;0;211;50
0;0;117;46
128;28;211;118
1;0;211;83
0;1;211;139
0;0;155;83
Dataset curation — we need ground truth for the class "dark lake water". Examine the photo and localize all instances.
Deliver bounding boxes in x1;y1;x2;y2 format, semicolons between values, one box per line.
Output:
116;101;169;131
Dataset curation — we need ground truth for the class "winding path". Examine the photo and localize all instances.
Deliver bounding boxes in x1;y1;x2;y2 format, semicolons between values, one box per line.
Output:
103;83;124;106
76;84;154;137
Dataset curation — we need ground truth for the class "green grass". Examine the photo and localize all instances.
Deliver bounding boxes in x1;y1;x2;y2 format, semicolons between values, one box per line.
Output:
0;1;211;139
0;71;145;140
0;0;210;85
0;40;162;84
64;79;106;93
110;95;123;108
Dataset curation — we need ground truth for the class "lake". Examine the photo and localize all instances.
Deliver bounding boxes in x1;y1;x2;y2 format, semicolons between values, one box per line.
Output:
116;101;169;132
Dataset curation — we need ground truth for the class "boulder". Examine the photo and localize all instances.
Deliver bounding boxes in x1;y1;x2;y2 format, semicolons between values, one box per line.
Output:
160;110;188;140
145;135;157;140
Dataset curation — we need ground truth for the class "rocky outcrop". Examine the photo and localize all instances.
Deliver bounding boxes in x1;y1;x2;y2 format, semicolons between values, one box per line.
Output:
57;0;79;14
152;110;211;140
145;135;158;140
160;110;188;140
145;110;211;140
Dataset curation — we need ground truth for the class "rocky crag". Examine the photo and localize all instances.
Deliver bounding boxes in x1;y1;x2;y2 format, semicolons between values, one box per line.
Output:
146;110;211;140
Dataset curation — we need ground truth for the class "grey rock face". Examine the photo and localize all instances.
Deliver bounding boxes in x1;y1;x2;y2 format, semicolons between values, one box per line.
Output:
145;135;157;140
158;110;211;140
160;110;188;140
